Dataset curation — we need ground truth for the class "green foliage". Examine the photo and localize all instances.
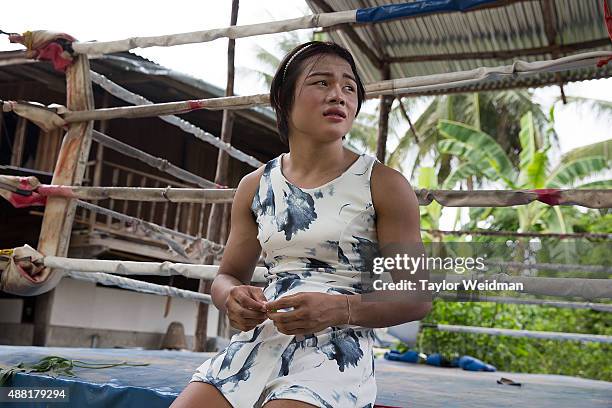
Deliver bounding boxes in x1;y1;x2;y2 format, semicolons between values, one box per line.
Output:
0;355;149;386
439;111;611;233
418;107;612;381
418;299;612;381
418;211;612;382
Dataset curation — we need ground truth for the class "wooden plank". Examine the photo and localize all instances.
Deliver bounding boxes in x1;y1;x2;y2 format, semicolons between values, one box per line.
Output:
376;64;392;163
34;55;94;346
10;117;26;166
87;236;192;263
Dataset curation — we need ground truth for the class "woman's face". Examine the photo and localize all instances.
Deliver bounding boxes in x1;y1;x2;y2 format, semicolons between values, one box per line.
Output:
288;54;359;143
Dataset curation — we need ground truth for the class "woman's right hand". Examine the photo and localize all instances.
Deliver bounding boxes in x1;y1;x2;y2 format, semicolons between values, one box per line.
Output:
225;285;268;332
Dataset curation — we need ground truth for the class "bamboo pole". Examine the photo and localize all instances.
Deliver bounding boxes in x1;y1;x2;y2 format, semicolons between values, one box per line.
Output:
69;1;537;56
5;51;611;126
62;94;270;122
43;185;235;202
33;54;95;346
195;0;239;352
2;178;612;208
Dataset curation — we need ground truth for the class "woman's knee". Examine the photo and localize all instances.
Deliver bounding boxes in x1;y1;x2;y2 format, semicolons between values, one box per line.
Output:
170;382;232;408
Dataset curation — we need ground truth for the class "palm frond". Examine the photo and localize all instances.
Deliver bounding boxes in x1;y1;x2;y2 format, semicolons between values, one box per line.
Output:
437;120;515;180
561;139;612;164
546;156;610;188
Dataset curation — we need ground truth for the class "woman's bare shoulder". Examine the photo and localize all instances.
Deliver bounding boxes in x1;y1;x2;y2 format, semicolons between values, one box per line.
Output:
233;164;267;204
370;161;418;211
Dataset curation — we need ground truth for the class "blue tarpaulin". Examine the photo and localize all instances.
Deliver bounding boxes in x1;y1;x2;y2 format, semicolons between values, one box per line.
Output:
0;345;611;407
356;0;499;23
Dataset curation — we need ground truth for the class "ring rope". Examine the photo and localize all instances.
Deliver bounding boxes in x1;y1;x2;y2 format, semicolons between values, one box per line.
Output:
65;270;213;304
421;323;612;344
436;293;612;312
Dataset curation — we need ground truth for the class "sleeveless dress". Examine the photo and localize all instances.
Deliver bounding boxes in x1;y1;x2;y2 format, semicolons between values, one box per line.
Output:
191;152;380;408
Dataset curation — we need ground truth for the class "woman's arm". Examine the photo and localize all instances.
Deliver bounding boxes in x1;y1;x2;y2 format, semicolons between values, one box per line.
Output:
265;163;432;334
210;168;265;315
347;162;432;328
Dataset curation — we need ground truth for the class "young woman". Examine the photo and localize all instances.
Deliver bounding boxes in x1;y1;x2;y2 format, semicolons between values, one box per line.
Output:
171;41;431;408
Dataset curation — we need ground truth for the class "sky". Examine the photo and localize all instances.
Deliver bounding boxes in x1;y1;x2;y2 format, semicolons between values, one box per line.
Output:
1;0;610;163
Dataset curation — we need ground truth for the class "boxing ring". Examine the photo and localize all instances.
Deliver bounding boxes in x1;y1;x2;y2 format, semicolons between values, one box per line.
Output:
1;345;611;408
1;0;612;407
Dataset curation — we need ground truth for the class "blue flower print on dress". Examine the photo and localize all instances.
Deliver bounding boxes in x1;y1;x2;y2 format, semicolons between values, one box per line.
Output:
253;159;277;217
303;258;336;273
276;183;317;240
271;271;311;299
320;240;351;265
351;236;380;271
219;325;264;372
211;342;262;392
317;328;364;372
278;335;319;377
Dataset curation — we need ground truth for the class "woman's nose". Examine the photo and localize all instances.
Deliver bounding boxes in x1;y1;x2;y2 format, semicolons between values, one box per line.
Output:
326;84;345;105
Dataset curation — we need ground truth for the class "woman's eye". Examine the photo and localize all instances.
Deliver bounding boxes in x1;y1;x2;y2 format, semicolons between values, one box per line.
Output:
345;85;355;92
316;80;327;86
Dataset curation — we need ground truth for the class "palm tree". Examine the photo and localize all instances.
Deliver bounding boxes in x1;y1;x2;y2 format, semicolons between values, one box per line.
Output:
436;113;611;233
391;91;557;184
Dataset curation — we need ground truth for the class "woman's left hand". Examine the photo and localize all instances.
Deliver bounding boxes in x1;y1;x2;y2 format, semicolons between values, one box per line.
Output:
265;292;348;335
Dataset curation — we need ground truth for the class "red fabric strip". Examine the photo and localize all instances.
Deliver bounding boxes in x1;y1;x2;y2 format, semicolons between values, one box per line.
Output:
529;188;562;205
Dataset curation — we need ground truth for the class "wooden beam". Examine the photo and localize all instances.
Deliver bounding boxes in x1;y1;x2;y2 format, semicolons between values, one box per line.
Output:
310;0;383;69
386;38;611;63
89;92;111;232
376;64;392;164
194;0;239;353
540;0;568;107
10;117;26;167
34;54;94;346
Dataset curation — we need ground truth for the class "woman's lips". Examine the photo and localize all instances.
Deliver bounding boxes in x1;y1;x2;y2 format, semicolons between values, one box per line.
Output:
323;114;345;122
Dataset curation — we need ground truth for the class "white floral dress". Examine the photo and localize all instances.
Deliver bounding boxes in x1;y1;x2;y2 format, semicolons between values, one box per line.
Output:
191;153;380;408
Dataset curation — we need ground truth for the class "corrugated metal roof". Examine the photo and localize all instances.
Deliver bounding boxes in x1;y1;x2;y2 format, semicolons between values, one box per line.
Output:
306;0;612;94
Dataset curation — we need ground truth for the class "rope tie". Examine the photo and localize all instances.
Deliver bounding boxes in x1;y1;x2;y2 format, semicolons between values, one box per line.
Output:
162;185;172;202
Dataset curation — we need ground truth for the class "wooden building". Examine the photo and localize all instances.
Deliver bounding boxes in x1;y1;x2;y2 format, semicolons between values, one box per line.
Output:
0;51;285;349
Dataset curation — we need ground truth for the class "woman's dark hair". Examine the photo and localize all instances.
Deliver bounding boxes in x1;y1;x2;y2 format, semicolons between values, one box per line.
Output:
270;41;366;145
